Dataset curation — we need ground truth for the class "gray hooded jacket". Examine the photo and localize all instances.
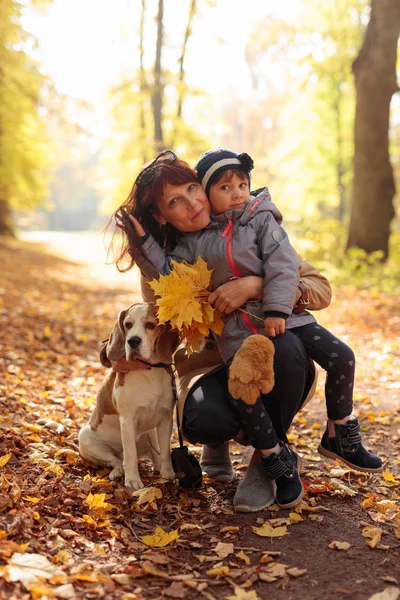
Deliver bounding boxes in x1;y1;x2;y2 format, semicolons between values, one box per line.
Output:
136;188;315;361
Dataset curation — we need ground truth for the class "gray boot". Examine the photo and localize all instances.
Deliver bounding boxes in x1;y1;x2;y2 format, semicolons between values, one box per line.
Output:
200;442;235;483
233;451;276;513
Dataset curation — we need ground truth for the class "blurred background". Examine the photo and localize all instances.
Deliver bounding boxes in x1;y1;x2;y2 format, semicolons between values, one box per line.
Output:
1;0;399;288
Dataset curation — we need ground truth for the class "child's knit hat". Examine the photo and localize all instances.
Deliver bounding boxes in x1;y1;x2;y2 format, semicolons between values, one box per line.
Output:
195;147;254;196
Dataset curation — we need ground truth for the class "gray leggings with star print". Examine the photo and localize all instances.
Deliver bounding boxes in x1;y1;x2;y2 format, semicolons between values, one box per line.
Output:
228;323;355;450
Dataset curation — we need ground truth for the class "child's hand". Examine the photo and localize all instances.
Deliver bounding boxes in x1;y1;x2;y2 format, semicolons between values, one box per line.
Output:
129;215;146;238
264;317;285;338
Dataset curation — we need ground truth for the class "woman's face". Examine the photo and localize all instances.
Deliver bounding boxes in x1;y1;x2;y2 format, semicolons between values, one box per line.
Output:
155;181;211;233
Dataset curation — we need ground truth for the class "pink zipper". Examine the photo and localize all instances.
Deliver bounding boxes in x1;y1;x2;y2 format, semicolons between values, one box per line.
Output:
221;219;258;335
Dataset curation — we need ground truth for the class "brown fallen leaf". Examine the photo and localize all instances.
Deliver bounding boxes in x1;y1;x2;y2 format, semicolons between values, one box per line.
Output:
381;577;399;585
328;541;351;551
214;542;235;559
163;581;188;598
259;573;277;583
236;551;250;565
220;526;240;534
368;588;400;600
206;565;230;577
132;486;162;505
141;560;170;579
362;526;382;548
287;567;307;577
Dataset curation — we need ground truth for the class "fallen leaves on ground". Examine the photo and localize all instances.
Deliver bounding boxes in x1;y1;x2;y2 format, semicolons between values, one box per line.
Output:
0;238;399;600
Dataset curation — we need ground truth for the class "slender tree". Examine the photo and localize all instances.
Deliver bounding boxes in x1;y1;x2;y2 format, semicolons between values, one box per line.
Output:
138;0;148;163
0;0;51;235
347;0;400;257
170;0;197;147
152;0;164;151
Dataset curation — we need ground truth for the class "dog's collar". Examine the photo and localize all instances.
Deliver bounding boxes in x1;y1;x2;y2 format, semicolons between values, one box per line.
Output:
135;358;174;370
133;359;152;370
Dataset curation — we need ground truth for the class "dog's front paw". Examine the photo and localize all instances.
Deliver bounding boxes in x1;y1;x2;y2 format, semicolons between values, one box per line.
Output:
124;475;144;491
160;467;175;480
109;464;124;481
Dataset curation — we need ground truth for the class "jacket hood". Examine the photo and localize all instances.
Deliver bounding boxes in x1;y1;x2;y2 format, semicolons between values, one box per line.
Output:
208;187;283;228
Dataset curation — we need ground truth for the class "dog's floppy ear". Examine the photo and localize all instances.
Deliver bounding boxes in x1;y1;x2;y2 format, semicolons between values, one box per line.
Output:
105;306;132;363
100;341;112;368
147;303;178;362
155;323;179;363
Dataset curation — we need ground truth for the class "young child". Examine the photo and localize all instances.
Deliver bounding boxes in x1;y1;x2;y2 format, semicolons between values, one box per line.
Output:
130;147;383;508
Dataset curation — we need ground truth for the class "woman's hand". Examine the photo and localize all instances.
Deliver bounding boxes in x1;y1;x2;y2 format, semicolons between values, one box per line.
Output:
208;276;263;314
129;215;146;238
264;317;285;338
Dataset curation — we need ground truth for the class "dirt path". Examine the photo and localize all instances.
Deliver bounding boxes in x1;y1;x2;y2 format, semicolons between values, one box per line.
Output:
0;235;399;600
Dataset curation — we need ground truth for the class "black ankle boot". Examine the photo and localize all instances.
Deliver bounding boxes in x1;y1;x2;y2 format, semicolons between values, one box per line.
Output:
318;418;383;472
261;443;304;509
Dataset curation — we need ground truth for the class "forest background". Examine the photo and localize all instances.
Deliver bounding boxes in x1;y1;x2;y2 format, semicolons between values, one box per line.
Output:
1;0;400;291
1;2;400;598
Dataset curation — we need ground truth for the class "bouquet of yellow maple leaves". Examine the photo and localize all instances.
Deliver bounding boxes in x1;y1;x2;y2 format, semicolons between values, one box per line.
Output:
149;257;224;355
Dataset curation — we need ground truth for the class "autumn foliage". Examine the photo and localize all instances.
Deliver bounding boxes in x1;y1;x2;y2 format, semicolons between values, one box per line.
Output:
0;238;399;600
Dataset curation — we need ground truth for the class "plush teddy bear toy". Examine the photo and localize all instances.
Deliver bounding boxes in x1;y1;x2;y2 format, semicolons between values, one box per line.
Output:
228;335;275;405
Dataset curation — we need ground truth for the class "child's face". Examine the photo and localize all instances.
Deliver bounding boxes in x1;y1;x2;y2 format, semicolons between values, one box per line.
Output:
209;171;251;215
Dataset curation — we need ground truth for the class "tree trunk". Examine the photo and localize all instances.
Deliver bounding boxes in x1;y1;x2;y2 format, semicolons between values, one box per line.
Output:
139;0;148;163
152;0;164;152
170;0;197;147
176;0;197;121
0;197;15;236
347;0;400;258
334;85;347;222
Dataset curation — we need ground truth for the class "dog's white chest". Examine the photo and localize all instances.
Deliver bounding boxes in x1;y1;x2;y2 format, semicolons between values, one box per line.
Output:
114;369;174;438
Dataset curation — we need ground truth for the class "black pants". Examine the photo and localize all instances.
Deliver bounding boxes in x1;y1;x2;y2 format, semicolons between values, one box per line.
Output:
291;322;355;420
182;330;311;446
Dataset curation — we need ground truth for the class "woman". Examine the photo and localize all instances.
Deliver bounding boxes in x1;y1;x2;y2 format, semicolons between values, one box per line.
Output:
109;150;332;512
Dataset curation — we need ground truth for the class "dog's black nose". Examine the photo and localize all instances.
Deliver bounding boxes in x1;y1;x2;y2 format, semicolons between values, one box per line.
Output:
128;336;142;348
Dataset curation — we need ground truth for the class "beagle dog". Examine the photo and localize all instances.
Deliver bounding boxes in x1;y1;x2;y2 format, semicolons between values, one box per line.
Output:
78;303;178;491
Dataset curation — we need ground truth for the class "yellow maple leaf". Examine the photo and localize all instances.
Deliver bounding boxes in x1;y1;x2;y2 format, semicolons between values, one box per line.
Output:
132;486;162;505
381;470;398;487
85;493;112;512
140;526;179;547
252;523;289;538
149;257;224;353
225;586;261;600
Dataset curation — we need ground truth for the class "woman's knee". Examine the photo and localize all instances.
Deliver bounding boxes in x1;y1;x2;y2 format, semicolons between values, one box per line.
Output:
182;398;240;444
181;376;240;445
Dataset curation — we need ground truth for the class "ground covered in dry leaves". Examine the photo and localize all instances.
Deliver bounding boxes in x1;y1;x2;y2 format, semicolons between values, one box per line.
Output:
0;236;400;600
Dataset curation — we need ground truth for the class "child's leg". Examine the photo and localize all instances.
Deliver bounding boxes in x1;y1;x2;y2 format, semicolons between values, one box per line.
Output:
292;322;383;472
291;322;354;420
228;384;304;509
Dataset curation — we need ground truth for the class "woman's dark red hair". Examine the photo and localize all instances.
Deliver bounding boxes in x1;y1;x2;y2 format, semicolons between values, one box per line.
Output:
109;157;198;272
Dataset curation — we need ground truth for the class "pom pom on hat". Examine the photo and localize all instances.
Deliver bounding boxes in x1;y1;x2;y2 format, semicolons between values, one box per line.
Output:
195;147;254;196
